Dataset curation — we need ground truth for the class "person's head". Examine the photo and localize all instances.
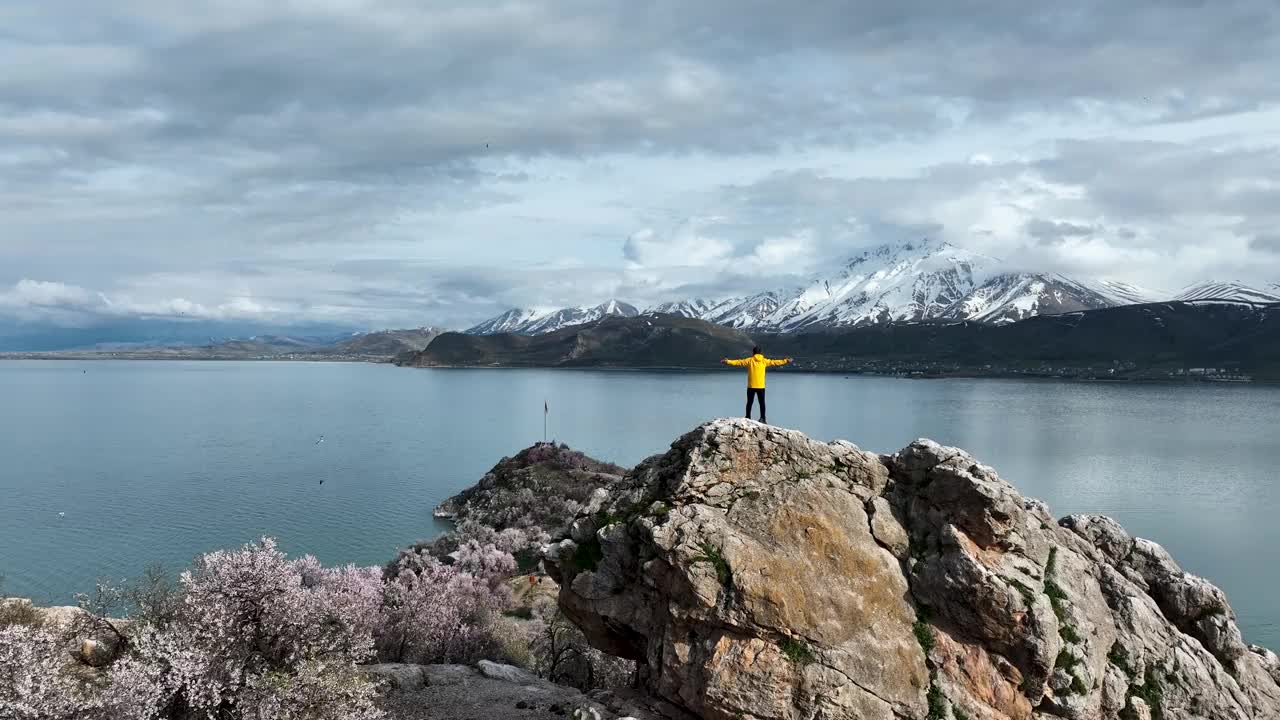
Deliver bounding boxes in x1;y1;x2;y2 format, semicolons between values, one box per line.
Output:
752;346;761;355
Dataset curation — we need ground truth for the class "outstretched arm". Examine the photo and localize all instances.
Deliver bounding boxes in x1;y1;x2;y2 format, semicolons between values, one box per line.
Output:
722;357;749;366
767;357;794;366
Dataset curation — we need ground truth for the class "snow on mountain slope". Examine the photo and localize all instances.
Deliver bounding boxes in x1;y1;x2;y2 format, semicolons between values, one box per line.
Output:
466;301;639;335
1174;281;1280;304
759;238;997;330
1089;279;1161;306
465;308;554;335
647;299;720;318
702;292;786;329
470;241;1166;335
948;273;1122;325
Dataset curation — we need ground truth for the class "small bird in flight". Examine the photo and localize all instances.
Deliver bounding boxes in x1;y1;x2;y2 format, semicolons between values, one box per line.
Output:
315;435;325;445
58;512;65;518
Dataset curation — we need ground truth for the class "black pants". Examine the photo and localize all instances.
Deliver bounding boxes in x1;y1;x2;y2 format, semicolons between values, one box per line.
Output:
745;388;766;423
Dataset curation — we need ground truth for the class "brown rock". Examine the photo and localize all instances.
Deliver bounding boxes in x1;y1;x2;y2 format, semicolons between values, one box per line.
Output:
546;420;1280;720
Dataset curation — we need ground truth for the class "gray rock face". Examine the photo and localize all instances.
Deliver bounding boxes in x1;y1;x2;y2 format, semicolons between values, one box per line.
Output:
372;662;676;720
544;419;1280;720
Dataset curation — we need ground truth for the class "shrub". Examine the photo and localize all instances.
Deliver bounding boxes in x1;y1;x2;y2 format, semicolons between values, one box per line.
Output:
1;624;106;719
0;599;43;629
106;538;386;720
454;541;518;579
377;555;509;665
124;565;182;629
692;543;732;587
913;619;936;657
778;637;815;665
529;602;634;691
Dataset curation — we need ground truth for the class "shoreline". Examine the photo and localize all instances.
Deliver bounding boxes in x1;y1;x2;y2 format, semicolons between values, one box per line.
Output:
3;355;1273;385
394;362;1276;386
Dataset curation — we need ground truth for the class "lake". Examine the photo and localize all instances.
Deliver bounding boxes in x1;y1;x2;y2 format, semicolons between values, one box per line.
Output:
1;360;1278;649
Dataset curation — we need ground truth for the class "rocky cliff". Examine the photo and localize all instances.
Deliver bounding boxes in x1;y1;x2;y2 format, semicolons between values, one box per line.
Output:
544;419;1280;720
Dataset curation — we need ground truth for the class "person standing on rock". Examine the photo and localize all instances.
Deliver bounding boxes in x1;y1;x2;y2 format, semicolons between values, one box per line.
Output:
721;346;792;424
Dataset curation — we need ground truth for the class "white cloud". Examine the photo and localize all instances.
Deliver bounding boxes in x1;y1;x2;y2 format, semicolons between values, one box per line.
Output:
622;220;735;268
3;1;1280;334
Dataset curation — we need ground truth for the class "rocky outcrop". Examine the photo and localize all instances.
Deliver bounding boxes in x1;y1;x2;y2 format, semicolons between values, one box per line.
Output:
544;419;1280;720
434;442;627;536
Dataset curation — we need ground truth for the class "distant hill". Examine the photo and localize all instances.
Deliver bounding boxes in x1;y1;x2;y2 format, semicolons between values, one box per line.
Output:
1173;281;1280;304
763;301;1280;380
331;327;442;356
0;319;354;353
402;314;755;368
402;303;1280;381
1;327;443;361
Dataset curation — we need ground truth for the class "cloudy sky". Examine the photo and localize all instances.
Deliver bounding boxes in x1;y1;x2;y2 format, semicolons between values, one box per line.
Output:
3;1;1280;333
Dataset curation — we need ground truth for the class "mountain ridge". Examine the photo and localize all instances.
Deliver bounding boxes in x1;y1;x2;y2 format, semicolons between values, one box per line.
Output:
465;240;1184;335
406;302;1280;381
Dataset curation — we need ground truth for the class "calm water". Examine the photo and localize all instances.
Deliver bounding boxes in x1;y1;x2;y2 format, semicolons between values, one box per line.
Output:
1;361;1278;648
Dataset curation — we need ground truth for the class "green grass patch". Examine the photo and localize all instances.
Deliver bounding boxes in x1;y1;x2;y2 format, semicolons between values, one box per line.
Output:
1138;666;1165;720
503;606;534;620
1060;623;1083;644
1056;649;1079;672
1194;606;1227;623
594;509;624;528
1121;665;1165;720
692;542;732;587
1006;577;1038;608
778;637;815;665
1044;580;1069;625
925;681;947;720
1070;674;1089;696
914;619;936;657
1043;578;1068;603
1108;644;1134;678
1042;547;1072;628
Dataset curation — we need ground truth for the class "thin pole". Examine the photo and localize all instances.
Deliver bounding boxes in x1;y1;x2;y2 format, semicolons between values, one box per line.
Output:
543;399;548;444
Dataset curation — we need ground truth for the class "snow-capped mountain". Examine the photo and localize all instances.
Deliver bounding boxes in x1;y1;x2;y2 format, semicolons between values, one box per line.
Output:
467;240;1222;336
668;238;1135;331
465;308;551;336
465;300;639;335
702;292;785;329
944;273;1134;325
1090;280;1161;306
646;299;721;318
1173;281;1280;304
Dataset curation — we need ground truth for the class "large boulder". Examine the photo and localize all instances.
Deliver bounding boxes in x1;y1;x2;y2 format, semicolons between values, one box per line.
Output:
545;419;1280;720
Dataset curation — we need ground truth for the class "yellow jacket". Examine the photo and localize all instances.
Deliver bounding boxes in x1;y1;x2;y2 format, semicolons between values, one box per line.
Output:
725;353;790;389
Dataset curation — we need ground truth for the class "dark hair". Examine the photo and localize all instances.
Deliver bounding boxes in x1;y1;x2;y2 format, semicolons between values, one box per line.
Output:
752;346;761;355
